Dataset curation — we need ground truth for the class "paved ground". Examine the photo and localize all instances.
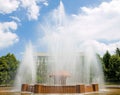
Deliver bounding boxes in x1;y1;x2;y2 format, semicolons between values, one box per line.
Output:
105;85;120;89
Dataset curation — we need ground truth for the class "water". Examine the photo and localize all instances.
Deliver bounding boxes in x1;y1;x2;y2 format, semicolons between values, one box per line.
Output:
40;1;104;88
14;42;36;91
13;1;104;92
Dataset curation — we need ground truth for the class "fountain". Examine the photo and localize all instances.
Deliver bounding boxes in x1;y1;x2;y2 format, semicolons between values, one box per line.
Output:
0;1;120;95
20;1;104;94
49;70;70;85
14;42;36;91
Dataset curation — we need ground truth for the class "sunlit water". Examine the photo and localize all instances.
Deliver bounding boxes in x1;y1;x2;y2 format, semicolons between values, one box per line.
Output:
13;1;105;92
12;1;105;91
14;42;37;91
39;1;104;88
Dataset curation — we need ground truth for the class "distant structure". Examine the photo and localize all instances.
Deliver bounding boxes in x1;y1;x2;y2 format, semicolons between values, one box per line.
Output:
36;52;85;84
36;52;49;65
36;52;84;66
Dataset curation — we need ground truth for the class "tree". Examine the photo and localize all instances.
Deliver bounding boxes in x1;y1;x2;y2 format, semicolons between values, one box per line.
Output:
0;59;9;85
0;53;19;85
109;55;120;81
115;48;120;57
103;51;111;68
102;51;111;80
7;53;19;84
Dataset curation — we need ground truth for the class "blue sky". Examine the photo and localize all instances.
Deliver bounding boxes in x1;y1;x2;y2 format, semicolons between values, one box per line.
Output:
0;0;120;60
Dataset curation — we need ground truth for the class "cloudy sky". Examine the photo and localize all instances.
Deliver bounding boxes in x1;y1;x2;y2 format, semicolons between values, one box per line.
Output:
0;0;120;59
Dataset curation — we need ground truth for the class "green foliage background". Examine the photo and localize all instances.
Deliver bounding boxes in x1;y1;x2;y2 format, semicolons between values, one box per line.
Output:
101;48;120;82
0;53;19;86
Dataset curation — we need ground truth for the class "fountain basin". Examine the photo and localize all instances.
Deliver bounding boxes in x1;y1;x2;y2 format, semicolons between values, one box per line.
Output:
21;84;99;93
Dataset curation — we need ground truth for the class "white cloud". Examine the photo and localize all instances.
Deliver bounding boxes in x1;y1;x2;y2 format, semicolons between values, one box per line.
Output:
21;0;48;20
43;2;48;6
0;0;48;20
71;0;120;41
60;0;120;55
39;0;120;55
0;0;20;14
10;16;21;22
21;0;39;20
81;40;120;56
70;0;120;54
0;21;19;49
37;0;48;6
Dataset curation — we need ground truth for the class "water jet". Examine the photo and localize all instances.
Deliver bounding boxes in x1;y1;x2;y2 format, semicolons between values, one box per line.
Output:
19;1;104;94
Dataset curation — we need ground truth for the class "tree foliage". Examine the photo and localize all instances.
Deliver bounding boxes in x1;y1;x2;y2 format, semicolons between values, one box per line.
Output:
116;48;120;57
102;48;120;82
103;51;111;68
109;55;120;81
102;51;111;79
0;53;19;85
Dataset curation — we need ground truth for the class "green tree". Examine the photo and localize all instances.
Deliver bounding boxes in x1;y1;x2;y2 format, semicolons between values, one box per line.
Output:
0;53;19;85
115;48;120;57
102;51;111;80
0;59;9;85
103;51;111;68
109;55;120;81
6;53;19;84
